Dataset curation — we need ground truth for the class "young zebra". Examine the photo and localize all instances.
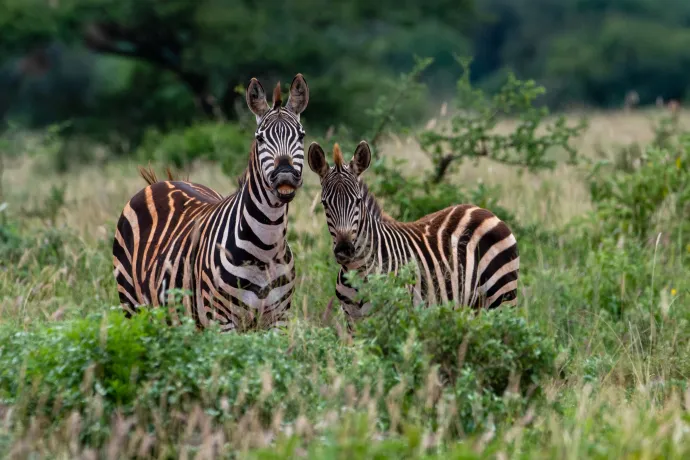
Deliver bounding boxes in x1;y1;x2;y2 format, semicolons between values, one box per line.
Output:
308;141;519;327
112;74;309;332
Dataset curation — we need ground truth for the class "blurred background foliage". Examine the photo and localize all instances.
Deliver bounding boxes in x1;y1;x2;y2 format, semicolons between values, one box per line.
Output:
1;0;688;162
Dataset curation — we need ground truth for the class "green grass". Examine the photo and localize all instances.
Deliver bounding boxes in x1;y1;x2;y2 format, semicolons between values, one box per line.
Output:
1;111;690;458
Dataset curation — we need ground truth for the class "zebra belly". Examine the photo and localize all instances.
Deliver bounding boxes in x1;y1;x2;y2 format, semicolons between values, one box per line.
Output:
195;247;296;332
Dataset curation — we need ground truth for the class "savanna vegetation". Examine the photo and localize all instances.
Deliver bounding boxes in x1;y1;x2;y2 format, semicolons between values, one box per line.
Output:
1;0;690;458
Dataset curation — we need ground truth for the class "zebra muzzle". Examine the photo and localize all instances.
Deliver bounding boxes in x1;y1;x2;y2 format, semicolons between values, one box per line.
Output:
271;166;301;203
273;178;299;202
271;164;302;203
277;184;296;194
334;241;356;264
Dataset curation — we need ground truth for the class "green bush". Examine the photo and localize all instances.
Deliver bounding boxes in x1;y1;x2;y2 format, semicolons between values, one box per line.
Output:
0;259;558;449
0;308;371;444
137;122;251;178
368;157;515;223
348;265;557;434
419;58;585;182
364;58;584;226
588;133;690;241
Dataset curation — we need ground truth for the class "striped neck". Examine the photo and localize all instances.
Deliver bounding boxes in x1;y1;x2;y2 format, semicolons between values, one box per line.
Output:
227;142;290;257
348;185;390;271
245;140;286;208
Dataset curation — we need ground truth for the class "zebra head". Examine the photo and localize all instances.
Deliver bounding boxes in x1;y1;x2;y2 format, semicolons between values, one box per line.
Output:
246;74;309;204
308;141;372;265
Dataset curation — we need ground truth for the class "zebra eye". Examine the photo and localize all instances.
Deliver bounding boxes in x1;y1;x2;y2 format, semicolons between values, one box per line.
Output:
256;134;265;143
298;132;305;141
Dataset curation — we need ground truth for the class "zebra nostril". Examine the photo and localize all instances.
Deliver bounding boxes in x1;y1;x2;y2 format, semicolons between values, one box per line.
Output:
275;156;294;168
334;241;355;259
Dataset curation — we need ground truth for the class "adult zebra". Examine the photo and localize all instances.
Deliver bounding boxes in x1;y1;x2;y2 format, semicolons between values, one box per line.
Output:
112;74;309;332
308;141;519;328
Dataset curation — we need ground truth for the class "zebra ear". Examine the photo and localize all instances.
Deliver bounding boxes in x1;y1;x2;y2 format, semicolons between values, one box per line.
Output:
308;142;329;179
246;78;270;122
350;141;371;177
286;74;309;117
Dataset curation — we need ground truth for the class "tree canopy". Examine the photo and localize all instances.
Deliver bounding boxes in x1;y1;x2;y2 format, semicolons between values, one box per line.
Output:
0;0;475;140
0;0;688;146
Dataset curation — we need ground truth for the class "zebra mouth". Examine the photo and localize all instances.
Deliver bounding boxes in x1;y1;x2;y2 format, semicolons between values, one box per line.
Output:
335;253;354;265
276;184;296;202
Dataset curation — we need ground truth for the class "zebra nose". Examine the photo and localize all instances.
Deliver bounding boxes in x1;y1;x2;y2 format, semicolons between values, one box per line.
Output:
274;156;293;168
270;164;300;183
334;241;355;262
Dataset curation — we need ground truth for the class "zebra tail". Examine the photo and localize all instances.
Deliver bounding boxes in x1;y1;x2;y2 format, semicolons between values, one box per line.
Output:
138;163;189;185
138;163;159;185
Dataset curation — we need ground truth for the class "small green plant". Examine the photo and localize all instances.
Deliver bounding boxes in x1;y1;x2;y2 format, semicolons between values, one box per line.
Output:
419;57;587;184
0;219;23;266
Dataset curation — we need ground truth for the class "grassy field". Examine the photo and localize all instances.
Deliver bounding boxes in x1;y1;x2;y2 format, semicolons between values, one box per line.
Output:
1;108;690;458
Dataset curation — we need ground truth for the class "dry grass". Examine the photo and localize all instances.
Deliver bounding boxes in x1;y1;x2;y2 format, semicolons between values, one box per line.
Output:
6;108;688;238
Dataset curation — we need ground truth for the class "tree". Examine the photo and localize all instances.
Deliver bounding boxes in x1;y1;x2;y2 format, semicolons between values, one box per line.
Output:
0;0;476;132
471;0;690;107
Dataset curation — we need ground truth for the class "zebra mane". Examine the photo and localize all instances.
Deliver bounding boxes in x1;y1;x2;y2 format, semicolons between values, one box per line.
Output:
236;170;248;189
235;140;256;190
359;180;393;222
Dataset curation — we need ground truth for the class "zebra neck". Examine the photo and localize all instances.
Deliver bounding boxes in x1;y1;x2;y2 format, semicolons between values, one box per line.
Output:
242;142;287;216
349;201;390;272
219;153;290;262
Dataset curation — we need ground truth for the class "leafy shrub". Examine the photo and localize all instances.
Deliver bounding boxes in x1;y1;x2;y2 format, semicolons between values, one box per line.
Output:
419;58;586;183
365;58;584;226
588;132;690;240
419;307;556;394
368;157;515;223
347;265;557;434
0;308;372;445
137;122;251;178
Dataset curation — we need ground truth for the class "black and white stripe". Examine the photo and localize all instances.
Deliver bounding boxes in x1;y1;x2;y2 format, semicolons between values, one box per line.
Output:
112;75;309;332
308;140;519;327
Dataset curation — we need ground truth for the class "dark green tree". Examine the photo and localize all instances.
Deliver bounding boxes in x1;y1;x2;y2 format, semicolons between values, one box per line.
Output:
0;0;475;136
